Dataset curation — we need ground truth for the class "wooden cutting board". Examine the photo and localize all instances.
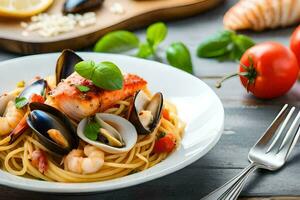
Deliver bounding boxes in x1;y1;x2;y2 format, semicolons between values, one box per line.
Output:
0;0;224;54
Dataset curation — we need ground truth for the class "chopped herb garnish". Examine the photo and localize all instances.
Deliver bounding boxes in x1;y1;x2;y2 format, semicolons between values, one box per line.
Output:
84;117;101;141
157;132;166;139
15;97;28;109
76;85;90;92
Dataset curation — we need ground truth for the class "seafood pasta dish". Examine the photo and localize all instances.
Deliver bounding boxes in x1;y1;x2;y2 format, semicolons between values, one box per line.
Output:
0;50;185;183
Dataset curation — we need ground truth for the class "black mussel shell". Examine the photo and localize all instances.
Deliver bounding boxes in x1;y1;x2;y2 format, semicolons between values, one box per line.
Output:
63;0;104;14
56;49;83;84
27;103;79;155
128;91;163;135
19;79;47;100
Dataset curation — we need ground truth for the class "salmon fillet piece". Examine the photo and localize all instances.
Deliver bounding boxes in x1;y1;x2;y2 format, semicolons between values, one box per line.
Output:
49;73;147;121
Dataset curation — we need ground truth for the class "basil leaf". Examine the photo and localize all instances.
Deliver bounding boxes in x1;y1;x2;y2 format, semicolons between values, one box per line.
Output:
197;40;231;58
197;30;233;58
94;31;140;53
166;42;193;74
92;62;123;90
74;60;95;79
136;42;153;58
76;85;90;92
232;34;255;59
15;97;28;109
84;118;101;141
197;30;255;62
75;61;123;90
146;22;167;48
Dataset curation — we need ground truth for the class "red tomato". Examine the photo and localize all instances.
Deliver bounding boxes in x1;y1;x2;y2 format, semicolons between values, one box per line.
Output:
162;108;170;121
153;133;176;153
239;42;299;99
29;94;45;103
290;26;300;66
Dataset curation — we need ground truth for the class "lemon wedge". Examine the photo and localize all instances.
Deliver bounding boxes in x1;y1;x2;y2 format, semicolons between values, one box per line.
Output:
0;0;53;18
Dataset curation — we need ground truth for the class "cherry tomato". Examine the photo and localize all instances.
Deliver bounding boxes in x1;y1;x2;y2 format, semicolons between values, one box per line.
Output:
29;94;45;103
290;26;300;66
153;133;176;153
239;42;299;99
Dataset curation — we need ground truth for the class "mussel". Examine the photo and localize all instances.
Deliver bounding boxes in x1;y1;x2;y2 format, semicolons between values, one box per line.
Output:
77;113;137;154
8;79;48;143
56;49;83;84
19;79;47;101
63;0;104;14
27;102;79;155
128;91;163;135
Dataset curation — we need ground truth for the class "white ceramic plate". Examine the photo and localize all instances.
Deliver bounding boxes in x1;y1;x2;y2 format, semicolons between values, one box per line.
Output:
0;53;224;193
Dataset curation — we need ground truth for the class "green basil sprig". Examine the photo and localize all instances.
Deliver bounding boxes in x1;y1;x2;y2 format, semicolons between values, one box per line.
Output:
166;42;193;74
84;117;101;141
75;60;123;90
197;30;255;61
93;22;193;74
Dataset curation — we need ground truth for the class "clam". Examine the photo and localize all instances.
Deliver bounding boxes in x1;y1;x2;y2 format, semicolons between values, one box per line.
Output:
128;91;163;135
77;113;137;154
56;49;83;84
27;103;79;155
63;0;104;14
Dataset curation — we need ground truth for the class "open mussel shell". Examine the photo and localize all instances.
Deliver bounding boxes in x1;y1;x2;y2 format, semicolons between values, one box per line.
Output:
63;0;104;14
27;103;79;155
77;113;137;154
19;79;47;100
128;91;163;135
56;49;83;84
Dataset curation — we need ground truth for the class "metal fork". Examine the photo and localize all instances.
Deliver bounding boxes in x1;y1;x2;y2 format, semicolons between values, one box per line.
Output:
201;104;300;200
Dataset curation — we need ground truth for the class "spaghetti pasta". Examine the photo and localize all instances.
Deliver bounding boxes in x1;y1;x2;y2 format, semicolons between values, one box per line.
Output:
0;90;185;183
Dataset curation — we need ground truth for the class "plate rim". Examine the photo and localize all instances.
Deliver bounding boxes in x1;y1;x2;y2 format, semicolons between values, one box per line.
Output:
0;52;224;193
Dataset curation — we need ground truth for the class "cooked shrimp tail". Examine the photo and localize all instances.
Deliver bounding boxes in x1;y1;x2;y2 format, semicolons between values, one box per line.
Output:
9;113;29;143
0;101;26;136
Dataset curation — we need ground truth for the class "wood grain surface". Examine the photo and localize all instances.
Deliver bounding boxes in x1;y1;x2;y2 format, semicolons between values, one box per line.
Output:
0;0;223;54
0;0;300;199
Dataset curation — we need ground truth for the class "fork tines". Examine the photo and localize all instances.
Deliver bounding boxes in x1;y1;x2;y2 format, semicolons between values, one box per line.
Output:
256;104;300;158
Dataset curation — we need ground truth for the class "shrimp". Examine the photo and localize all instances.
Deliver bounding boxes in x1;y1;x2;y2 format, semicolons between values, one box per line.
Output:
0;89;22;115
50;73;147;121
0;101;26;136
64;145;104;174
31;149;48;174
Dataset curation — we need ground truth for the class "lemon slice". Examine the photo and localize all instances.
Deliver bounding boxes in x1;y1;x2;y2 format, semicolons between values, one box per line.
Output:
0;0;53;18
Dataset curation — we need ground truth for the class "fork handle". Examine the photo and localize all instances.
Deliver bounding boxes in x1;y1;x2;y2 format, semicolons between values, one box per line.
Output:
200;163;258;200
222;164;258;200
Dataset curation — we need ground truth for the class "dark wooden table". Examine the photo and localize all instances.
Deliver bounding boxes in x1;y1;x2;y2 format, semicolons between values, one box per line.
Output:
1;0;300;199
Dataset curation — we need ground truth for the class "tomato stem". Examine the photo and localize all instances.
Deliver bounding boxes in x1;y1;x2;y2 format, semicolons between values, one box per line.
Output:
216;72;248;88
216;56;257;89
